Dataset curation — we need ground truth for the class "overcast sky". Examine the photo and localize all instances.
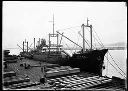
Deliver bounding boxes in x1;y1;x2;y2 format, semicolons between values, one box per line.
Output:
3;1;127;50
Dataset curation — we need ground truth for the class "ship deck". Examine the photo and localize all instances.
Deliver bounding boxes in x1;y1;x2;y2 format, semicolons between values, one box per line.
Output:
3;58;126;90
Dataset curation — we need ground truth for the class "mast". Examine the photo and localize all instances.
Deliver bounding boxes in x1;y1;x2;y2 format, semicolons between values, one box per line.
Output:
82;24;85;53
90;25;92;50
23;41;24;52
85;18;93;50
49;33;50;54
87;18;89;26
27;42;28;52
34;38;35;50
57;34;59;52
49;14;60;53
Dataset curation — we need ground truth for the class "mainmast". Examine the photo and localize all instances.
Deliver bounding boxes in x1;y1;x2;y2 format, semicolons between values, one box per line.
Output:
87;18;89;26
82;18;93;52
23;41;24;52
82;24;85;53
34;38;35;50
90;25;92;50
49;14;59;53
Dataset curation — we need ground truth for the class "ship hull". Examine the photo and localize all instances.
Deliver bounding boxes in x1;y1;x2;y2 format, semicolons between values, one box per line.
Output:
33;54;59;62
60;49;108;76
32;49;108;76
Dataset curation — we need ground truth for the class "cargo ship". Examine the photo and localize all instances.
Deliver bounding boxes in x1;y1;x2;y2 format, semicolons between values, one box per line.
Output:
23;18;108;76
3;18;126;90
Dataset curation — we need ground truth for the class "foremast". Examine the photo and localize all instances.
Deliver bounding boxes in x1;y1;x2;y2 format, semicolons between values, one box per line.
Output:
82;18;93;53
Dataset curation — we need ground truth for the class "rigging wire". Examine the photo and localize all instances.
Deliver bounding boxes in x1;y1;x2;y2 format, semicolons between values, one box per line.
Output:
78;27;96;49
91;27;126;76
105;56;126;79
72;30;78;50
85;37;126;78
108;52;126;76
78;30;91;48
81;26;126;78
75;32;80;53
88;39;126;78
29;43;33;48
81;34;126;78
92;27;104;47
57;26;85;54
72;43;76;53
56;26;81;32
62;39;73;55
57;26;80;43
60;25;91;49
57;26;82;50
71;26;91;49
57;24;126;78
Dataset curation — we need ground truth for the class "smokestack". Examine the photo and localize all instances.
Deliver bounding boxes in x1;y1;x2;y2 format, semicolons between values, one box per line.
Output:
23;41;24;52
34;38;35;50
27;42;28;52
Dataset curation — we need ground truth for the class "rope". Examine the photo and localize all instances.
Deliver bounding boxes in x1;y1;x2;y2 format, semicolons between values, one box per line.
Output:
80;36;126;78
90;40;126;78
62;39;73;55
72;43;76;53
59;27;81;53
93;30;126;76
69;26;91;49
66;43;73;54
94;43;126;78
91;27;126;76
75;33;79;53
105;56;126;79
92;27;104;47
108;52;126;76
84;26;126;78
58;25;126;78
78;28;97;49
56;26;80;32
29;43;33;48
78;30;91;48
62;26;91;48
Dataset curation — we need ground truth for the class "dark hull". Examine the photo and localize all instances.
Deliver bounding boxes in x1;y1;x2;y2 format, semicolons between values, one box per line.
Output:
58;49;108;76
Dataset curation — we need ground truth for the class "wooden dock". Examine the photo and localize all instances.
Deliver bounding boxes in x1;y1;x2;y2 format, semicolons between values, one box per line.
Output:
3;58;126;90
